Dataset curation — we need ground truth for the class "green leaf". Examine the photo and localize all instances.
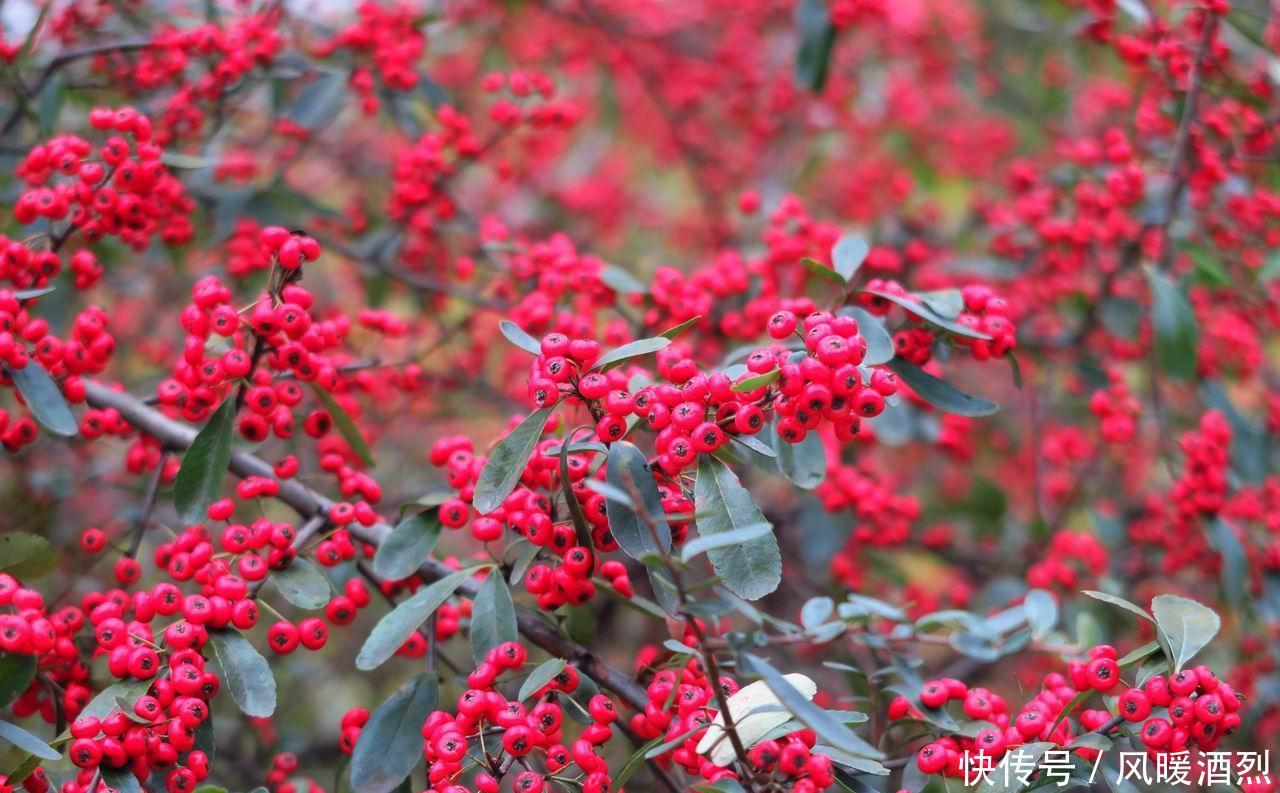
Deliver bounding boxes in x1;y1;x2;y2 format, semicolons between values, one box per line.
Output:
771;417;826;489
660;316;702;340
206;630;277;718
593;336;672;372
271;557;331;610
473;408;553;514
4;361;77;438
832;236;869;281
498;320;542;355
79;679;153;721
1146;267;1199;382
691;457;781;600
311;385;376;469
562;601;597;644
1117;640;1161;668
612;736;666;790
349;673;438;793
101;766;142;793
730;435;776;459
174;398;236;524
600;265;647;295
740;654;882;759
1023;590;1058;639
469;571;517;664
0;533;57;581
681;522;774;562
801;597;835;630
518;658;568;702
794;0;837;91
13;286;55;301
288;70;348;130
357;568;475;670
858;289;992;340
604;442;672;560
0;720;58;760
1150;594;1220;672
1186;246;1232;288
917;289;965;320
1083;590;1154;623
887;359;998;417
0;654;36;709
732;369;780;393
373;509;442;581
1208;519;1246;611
802;257;847;285
840;308;893;366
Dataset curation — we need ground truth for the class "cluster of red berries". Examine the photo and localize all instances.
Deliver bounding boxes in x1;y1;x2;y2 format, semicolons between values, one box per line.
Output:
315;2;426;94
1089;370;1140;444
360;641;623;793
0;293;116;450
427;431;653;610
1;574;216;793
1026;530;1108;593
15;109;194;249
907;646;1240;780
862;281;1017;362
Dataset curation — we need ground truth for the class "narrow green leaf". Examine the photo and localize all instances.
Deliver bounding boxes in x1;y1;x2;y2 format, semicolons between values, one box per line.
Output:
518;658;568;702
681;522;773;562
730;434;777;459
0;533;57;581
858;289;991;340
1083;590;1154;623
357;568;475;671
4;361;77;437
206;630;277;718
13;286;55;301
832;236;869;281
1118;640;1161;668
600;266;647;295
174;399;235;524
740;654;882;759
802;257;846;285
604;442;672;560
0;720;58;760
373;509;442;581
79;679;153;722
1208;519;1246;611
1146;268;1199;381
350;673;439;793
470;571;517;664
594;337;672;372
311;385;376;468
794;0;837;91
691;457;781;600
660;315;702;340
0;654;37;709
1150;594;1220;671
732;369;780;393
271;557;331;610
473;408;553;514
498;320;542;355
612;736;666;790
887;359;998;417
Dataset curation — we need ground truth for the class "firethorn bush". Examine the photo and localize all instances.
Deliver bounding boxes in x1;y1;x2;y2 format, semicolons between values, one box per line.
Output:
0;1;1277;793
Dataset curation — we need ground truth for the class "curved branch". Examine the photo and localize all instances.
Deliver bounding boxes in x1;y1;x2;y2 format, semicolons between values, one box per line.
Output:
80;380;653;716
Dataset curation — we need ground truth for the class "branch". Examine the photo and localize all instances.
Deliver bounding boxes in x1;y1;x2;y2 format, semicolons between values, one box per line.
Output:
80;380;670;773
